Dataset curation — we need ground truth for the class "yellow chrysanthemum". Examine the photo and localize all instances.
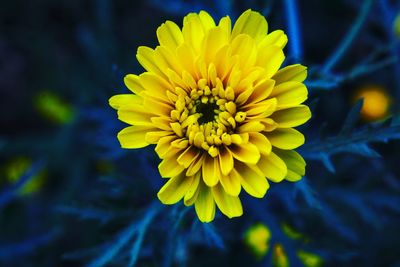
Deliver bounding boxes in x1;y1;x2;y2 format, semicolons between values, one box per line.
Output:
110;9;311;222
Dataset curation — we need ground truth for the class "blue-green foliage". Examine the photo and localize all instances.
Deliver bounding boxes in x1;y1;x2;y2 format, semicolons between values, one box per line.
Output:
1;0;400;266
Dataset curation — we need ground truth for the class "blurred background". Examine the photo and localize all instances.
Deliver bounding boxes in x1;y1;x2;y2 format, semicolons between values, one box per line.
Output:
1;0;400;266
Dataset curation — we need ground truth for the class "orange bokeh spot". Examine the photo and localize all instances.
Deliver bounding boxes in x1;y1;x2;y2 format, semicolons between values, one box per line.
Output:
354;85;391;121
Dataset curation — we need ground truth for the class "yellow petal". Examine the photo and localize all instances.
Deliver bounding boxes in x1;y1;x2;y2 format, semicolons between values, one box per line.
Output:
214;45;234;81
272;64;307;84
260;118;278;132
184;172;201;206
218;16;232;39
151;116;173;131
109;94;142;109
176;43;197;78
158;145;184;161
157;173;194;204
220;172;241;196
257;46;285;79
249;132;272;155
155;135;178;158
247;79;275;104
158;156;185;178
232;9;268;42
143;97;172;116
258;30;288;49
232;162;269;198
156;20;184;51
139;72;172;103
145;130;173;144
182;13;206;53
266;128;305;149
271;81;308;109
154;46;184;76
243;98;277;118
182;70;198;90
218;146;234;175
230;34;257;70
237;121;265;133
136;46;166;78
236;68;263;94
212;184;243;218
270;105;311;128
202;156;219;187
117;125;153;148
177;146;200;168
124;74;145;95
117;107;152;125
198;10;216;30
202;27;229;65
274;149;306;182
257;152;287;182
166;68;186;89
235;85;255;106
186;153;205;176
228;143;260;164
195;182;216;223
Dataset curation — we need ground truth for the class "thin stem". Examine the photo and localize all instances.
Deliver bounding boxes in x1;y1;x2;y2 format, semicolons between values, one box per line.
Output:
284;0;303;60
301;123;400;155
321;0;373;74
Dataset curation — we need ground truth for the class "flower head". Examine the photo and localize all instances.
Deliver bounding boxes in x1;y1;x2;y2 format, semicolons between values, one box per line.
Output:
110;9;311;222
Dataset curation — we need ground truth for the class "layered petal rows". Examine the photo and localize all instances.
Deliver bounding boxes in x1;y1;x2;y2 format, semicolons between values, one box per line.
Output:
110;9;311;222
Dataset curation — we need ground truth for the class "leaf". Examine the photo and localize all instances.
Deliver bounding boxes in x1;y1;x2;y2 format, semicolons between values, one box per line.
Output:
293;177;322;209
326;189;380;229
320;204;358;243
0;229;61;260
342;143;380;158
54;206;114;224
320;153;336;173
340;99;363;135
201;223;225;250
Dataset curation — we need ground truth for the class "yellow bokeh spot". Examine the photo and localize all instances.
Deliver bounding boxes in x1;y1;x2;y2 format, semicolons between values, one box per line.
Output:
244;223;271;258
354;85;391;121
394;13;400;38
3;157;46;195
34;91;74;124
297;250;324;267
272;243;290;267
281;223;303;240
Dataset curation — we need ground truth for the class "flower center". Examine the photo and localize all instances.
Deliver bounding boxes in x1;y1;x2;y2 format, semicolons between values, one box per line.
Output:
170;77;247;157
196;101;218;124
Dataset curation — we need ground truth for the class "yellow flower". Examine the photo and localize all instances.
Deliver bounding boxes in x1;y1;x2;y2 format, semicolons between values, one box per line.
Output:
244;223;271;258
353;85;391;121
110;9;311;222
